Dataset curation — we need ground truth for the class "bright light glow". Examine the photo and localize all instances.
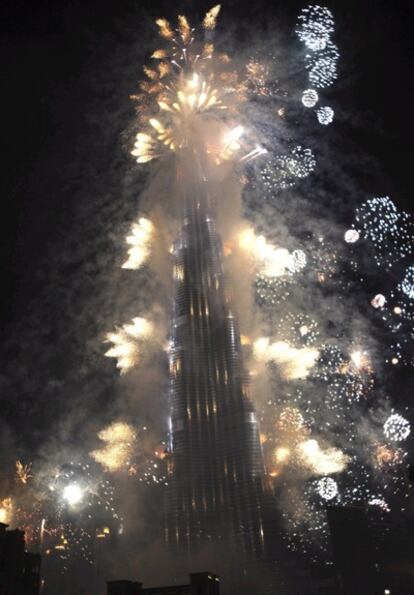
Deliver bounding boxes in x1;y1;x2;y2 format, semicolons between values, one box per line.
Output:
122;218;154;270
90;422;137;472
398;265;414;300
302;88;319;107
297;439;349;475
344;229;359;243
383;413;411;442
316;476;338;500
274;446;291;463
296;5;334;51
253;338;318;379
316;105;334;125
63;484;83;506
0;498;13;524
238;228;306;278
105;317;153;373
371;294;386;309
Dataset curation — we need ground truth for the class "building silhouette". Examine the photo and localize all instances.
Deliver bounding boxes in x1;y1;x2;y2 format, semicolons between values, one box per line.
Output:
108;572;219;595
0;522;41;595
327;504;414;595
164;157;275;590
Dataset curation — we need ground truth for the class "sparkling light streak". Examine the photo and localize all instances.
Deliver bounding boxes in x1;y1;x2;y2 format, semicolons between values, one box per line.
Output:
90;422;137;472
105;317;153;373
122;217;154;270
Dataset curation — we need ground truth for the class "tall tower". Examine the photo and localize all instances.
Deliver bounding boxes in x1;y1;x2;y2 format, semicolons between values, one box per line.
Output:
165;158;267;568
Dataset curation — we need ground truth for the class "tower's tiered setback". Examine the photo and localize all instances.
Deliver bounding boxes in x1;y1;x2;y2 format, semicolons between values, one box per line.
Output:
165;172;267;563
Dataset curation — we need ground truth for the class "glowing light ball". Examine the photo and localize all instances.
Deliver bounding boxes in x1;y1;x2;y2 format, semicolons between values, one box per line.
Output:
63;483;83;506
316;477;338;500
316;106;334;125
371;294;386;309
344;229;359;243
302;89;318;107
383;413;411;442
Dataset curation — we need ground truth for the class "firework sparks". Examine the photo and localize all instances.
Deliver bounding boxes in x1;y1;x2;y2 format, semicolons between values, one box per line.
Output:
122;217;154;270
203;4;221;31
316;105;334;125
0;498;13;524
238;228;306;278
383;413;411;442
398;265;414;300
353;196;413;268
371;294;386;309
253;337;318;379
260;145;316;191
105;316;153;373
302;88;319;107
62;484;83;507
296;5;335;51
297;439;349;475
316;477;338;500
16;460;33;484
344;229;359;243
90;422;137;472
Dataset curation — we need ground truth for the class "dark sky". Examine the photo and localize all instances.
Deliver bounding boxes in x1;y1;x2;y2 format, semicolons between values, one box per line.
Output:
1;0;413;329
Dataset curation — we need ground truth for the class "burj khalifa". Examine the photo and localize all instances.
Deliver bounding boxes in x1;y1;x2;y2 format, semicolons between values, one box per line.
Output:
165;154;271;574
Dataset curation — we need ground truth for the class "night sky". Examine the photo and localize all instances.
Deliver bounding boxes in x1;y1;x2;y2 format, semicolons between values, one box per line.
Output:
2;1;413;327
1;0;414;592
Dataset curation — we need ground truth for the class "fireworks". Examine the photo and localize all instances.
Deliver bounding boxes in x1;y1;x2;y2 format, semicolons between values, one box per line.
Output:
383;413;411;442
202;4;221;31
297;439;349;475
302;88;319;107
277;407;307;432
344;229;359;243
129;9;253;166
122;217;154;270
296;5;334;51
375;444;407;468
16;460;33;484
316;477;338;500
260;145;316;191
274;446;291;464
62;484;83;507
371;294;386;309
238;228;306;278
273;312;320;348
90;422;136;472
306;42;339;88
316;105;334;125
398;265;414;299
105;316;153;373
0;498;13;524
7;2;413;576
254;338;319;380
354;196;413;268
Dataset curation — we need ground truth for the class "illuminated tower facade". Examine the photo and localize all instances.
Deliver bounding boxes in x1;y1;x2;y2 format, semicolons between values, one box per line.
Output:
165;169;267;565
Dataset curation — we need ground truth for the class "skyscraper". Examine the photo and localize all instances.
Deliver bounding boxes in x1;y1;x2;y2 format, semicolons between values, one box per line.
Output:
165;155;268;570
